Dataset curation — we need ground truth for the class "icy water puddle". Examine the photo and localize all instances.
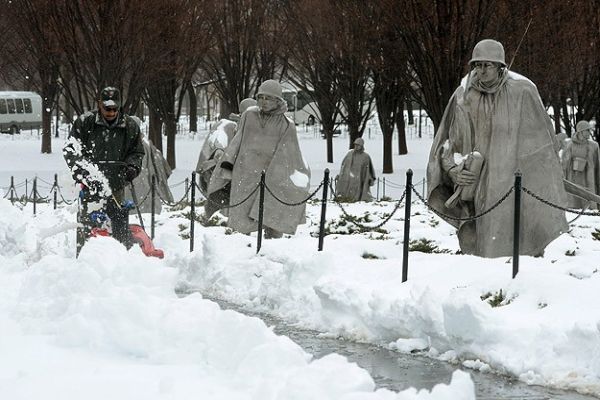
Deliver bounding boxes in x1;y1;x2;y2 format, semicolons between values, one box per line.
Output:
180;291;596;400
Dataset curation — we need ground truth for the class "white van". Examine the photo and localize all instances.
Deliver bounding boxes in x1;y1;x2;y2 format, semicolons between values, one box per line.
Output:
0;91;43;134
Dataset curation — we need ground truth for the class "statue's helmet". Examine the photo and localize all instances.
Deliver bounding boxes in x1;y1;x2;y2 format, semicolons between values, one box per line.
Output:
576;120;592;133
354;138;365;147
469;39;506;66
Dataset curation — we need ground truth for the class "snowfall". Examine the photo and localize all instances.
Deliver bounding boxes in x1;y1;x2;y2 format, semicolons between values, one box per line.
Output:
0;118;599;400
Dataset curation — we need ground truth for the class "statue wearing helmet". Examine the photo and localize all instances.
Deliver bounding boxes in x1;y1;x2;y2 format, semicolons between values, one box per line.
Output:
561;120;600;209
469;39;506;66
427;39;568;257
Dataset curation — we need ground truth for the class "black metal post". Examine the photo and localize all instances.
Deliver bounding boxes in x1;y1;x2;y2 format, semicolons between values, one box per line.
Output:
151;175;156;240
513;171;522;279
25;179;28;202
190;172;196;252
256;171;266;254
318;169;330;251
402;169;413;283
185;178;190;201
376;178;380;200
9;176;15;204
383;177;386;199
33;177;37;215
53;173;58;210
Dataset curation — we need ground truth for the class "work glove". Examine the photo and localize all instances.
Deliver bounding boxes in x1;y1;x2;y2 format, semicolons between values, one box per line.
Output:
124;164;140;182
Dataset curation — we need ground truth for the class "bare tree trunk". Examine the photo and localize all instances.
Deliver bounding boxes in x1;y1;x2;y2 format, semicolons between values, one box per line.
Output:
396;112;408;155
321;119;336;163
149;107;162;153
561;96;572;137
41;99;52;153
551;97;561;134
205;88;211;121
406;100;414;125
165;119;177;169
382;130;393;173
189;85;198;132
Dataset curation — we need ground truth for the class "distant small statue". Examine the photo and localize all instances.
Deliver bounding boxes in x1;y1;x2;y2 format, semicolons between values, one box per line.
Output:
556;131;568;156
562;120;600;209
335;138;376;201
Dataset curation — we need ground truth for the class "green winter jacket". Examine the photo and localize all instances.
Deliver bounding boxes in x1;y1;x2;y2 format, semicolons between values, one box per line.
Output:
63;110;145;193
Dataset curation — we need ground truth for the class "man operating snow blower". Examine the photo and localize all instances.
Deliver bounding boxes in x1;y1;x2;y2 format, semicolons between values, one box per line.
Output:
63;86;145;256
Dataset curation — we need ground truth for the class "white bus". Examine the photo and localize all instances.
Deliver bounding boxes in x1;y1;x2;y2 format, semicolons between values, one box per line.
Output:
0;91;43;134
282;86;320;126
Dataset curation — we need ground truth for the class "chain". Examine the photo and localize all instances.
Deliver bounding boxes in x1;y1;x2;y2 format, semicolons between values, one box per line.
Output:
36;177;55;186
219;183;261;209
264;180;324;206
56;185;75;205
522;186;600;216
383;180;405;189
156;183;192;207
411;185;515;222
168;179;187;188
134;187;153;205
329;182;406;231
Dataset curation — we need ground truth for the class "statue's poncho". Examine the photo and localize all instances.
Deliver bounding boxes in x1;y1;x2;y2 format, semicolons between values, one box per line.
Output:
124;140;173;214
427;70;567;257
219;105;311;235
196;119;237;194
336;150;376;201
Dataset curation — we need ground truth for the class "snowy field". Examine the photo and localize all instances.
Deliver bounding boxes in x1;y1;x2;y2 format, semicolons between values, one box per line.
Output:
1;120;599;399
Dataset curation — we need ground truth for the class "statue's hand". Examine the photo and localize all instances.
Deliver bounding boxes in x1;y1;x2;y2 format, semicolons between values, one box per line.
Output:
448;167;476;186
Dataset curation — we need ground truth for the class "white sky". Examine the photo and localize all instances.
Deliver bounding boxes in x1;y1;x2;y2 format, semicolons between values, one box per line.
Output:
0;120;598;399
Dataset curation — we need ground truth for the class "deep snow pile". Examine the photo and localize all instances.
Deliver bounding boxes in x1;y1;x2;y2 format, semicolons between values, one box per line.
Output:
1;126;599;398
0;197;475;399
172;198;600;397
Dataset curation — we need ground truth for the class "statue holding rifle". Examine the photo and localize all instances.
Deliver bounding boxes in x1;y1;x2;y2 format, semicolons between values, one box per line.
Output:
427;39;568;257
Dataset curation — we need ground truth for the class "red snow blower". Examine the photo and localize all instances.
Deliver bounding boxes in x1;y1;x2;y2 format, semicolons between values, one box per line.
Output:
78;179;164;259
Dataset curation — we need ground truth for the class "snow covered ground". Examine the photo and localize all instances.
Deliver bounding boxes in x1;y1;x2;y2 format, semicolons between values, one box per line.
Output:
0;120;599;399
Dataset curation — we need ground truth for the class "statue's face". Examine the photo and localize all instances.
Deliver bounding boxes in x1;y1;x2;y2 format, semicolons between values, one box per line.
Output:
583;129;591;140
473;61;500;84
257;94;278;113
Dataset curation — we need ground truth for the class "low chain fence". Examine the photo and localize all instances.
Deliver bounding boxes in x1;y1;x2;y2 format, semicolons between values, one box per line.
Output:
3;169;598;282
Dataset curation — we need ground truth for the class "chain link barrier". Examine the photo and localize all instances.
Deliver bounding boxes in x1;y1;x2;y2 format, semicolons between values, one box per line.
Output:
522;186;600;217
194;181;261;209
329;182;407;231
55;185;75;205
264;180;324;206
410;185;515;222
156;183;193;207
168;179;187;188
135;187;153;206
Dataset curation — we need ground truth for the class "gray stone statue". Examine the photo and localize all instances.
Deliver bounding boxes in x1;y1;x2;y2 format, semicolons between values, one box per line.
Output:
335;138;376;201
124;117;174;214
214;80;311;239
427;39;568;257
562;120;600;209
197;98;257;219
